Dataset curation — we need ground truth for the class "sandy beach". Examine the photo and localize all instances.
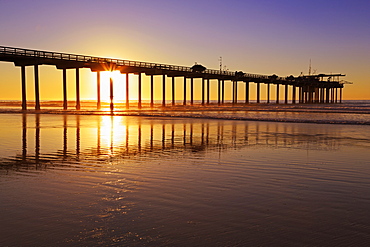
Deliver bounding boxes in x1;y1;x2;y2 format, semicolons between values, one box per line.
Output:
1;113;370;246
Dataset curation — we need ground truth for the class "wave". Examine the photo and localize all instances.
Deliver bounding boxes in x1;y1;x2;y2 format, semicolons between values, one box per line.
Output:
0;110;370;126
1;100;370;125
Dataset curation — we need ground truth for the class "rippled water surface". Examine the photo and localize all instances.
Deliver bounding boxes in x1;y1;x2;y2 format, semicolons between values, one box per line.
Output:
1;114;370;246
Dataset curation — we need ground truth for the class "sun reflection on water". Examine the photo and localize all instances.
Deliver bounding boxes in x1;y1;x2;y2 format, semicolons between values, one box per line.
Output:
99;115;127;156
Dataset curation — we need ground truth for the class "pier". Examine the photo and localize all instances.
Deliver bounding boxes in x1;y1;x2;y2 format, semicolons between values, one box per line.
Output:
1;115;342;169
0;45;347;111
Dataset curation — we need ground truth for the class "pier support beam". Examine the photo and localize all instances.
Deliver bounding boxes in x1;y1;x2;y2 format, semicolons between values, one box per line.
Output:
333;88;336;103
126;73;129;109
75;68;80;110
340;88;343;103
329;88;332;103
183;77;186;105
162;74;166;107
172;76;175;106
190;77;194;105
218;79;221;105
96;71;100;110
207;79;210;105
304;87;310;103
335;88;338;103
311;87;315;103
308;86;312;103
306;87;310;103
322;88;326;103
151;75;154;107
234;81;238;104
285;84;288;104
245;81;249;104
267;83;270;104
110;77;114;111
202;78;205;105
332;88;335;103
232;81;235;104
21;65;27;111
276;83;279;104
326;88;330;103
292;85;296;104
320;88;324;103
256;82;260;103
34;65;40;110
331;88;335;103
138;73;142;109
222;80;225;104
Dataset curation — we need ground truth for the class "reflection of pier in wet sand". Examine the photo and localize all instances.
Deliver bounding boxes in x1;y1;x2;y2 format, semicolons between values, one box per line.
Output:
1;113;370;247
1;114;365;171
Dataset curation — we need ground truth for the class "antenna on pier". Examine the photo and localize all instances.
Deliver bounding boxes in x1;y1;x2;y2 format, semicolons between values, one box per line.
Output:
308;59;312;75
219;56;223;71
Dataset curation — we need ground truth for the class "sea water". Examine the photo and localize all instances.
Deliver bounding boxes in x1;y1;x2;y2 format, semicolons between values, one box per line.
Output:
1;103;370;246
1;100;370;124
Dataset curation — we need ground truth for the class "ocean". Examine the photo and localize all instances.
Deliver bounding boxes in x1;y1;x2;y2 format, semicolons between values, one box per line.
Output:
1;101;370;246
1;100;370;124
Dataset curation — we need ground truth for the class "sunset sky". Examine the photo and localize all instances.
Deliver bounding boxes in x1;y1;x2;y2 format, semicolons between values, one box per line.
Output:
0;0;369;101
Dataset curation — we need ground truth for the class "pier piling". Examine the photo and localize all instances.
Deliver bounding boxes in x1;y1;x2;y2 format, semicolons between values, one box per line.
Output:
172;76;175;106
151;75;154;107
162;74;166;107
75;68;80;110
245;81;249;104
138;73;142;109
34;64;40;110
190;77;194;105
97;71;101;110
110;77;114;111
21;65;26;110
126;73;129;109
183;76;186;106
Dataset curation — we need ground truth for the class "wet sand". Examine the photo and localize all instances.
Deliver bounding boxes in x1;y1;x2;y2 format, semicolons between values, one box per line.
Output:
1;114;370;246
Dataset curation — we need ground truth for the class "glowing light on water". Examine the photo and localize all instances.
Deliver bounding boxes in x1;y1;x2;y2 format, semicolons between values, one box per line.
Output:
99;71;126;103
99;115;127;155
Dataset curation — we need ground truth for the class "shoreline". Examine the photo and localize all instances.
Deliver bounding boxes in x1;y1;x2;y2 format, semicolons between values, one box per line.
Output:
1;101;370;112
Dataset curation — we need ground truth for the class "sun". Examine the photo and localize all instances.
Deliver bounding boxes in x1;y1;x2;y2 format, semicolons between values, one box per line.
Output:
99;71;126;102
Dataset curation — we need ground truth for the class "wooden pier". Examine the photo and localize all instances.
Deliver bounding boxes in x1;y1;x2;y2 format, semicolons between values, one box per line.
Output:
0;45;347;111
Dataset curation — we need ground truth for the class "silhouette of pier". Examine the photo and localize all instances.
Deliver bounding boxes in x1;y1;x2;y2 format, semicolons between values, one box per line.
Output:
0;45;347;111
